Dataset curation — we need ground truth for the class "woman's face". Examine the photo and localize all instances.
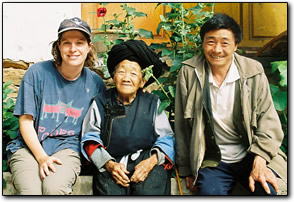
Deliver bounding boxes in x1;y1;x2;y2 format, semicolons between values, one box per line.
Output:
58;30;91;68
113;60;146;103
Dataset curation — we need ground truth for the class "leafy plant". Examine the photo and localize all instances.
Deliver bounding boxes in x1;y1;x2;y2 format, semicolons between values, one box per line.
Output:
269;61;287;155
92;3;153;78
92;3;214;124
148;3;214;119
3;81;19;187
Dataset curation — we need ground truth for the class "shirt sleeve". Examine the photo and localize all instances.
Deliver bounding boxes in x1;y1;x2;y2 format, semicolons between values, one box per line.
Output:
13;68;40;120
152;99;175;168
90;147;115;172
81;100;106;160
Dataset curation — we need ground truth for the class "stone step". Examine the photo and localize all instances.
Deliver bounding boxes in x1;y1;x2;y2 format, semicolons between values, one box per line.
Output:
2;172;287;195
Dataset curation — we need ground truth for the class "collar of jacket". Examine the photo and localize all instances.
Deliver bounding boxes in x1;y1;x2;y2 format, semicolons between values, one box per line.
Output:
181;52;264;86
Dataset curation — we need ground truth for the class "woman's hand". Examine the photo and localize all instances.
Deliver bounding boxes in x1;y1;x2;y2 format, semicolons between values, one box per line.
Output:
105;160;130;187
18;115;63;180
38;155;62;180
130;153;158;183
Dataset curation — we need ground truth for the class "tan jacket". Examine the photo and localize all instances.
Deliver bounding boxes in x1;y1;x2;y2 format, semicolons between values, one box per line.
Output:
175;53;287;183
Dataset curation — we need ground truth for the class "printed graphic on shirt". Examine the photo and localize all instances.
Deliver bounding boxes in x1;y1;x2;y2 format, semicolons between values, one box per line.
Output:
38;126;75;141
41;100;84;125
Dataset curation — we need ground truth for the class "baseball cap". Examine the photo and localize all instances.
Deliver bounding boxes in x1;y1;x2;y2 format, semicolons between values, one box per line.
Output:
58;17;92;37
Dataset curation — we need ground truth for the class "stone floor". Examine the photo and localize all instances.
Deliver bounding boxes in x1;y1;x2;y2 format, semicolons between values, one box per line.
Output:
2;172;287;195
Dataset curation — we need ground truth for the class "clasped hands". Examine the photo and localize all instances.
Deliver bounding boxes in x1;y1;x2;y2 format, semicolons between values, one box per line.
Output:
105;153;158;187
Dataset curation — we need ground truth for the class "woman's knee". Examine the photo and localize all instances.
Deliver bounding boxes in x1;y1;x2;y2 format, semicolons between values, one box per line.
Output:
132;165;171;195
42;176;74;195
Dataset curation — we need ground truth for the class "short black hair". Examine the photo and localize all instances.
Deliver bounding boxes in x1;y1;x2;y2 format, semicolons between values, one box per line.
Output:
200;13;242;44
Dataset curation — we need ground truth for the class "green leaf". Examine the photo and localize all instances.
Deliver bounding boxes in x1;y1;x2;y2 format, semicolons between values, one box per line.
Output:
170;57;183;72
150;42;168;50
3;80;13;89
98;24;107;31
168;86;176;97
161;49;174;57
158;99;171;114
114;39;124;45
5;98;14;109
138;29;154;39
134;12;147;17
118;34;128;38
156;22;164;35
142;65;154;81
162;22;172;31
7;131;18;139
271;61;287;87
271;61;281;73
278;64;287;87
152;90;166;100
174;36;182;42
157;77;168;84
272;91;287;111
160;15;166;22
270;84;279;96
168;13;180;20
2;160;8;172
126;7;136;15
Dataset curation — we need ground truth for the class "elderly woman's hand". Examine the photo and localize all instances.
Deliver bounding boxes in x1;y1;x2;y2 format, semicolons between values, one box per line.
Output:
105;160;130;187
130;153;158;183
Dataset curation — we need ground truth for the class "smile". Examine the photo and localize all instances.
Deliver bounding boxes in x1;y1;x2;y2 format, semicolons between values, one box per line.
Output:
68;55;80;59
211;55;223;59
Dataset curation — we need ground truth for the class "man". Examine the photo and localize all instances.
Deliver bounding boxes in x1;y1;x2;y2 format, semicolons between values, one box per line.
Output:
175;13;287;195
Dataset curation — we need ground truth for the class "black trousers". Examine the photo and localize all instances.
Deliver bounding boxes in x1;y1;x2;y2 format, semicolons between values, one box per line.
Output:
93;149;171;195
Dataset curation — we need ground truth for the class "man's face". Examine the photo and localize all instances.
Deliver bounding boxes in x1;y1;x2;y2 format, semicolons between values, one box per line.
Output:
202;29;238;69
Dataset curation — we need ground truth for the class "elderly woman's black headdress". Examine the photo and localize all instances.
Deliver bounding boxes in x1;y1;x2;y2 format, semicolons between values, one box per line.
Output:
107;40;163;87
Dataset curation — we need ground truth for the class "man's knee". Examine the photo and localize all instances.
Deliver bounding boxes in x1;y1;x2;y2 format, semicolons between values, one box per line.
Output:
252;182;277;195
197;183;227;195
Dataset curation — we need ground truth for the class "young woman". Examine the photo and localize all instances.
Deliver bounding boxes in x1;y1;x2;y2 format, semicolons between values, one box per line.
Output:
6;17;105;195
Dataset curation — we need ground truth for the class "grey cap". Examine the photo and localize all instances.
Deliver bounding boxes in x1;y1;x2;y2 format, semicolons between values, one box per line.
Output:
58;17;91;37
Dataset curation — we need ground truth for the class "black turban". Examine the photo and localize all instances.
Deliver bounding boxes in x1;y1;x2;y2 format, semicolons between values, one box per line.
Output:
107;40;163;87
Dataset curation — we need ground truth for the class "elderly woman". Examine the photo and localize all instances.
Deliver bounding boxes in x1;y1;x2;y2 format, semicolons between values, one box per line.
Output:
81;40;175;195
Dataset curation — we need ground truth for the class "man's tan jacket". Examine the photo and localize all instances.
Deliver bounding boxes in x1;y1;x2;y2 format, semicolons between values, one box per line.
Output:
175;53;287;183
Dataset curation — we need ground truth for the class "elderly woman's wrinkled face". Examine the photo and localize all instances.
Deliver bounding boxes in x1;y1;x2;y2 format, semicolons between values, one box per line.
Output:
113;60;146;103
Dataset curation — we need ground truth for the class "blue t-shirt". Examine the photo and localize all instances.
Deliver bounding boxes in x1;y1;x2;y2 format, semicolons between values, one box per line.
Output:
6;60;105;159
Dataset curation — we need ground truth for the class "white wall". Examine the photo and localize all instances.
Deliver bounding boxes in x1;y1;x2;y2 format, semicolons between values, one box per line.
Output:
3;3;81;63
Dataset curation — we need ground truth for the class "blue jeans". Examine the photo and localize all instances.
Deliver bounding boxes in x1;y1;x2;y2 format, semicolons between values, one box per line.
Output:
196;154;277;195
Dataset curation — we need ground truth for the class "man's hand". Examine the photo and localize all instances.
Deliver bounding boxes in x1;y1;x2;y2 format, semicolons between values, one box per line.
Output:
130;153;157;183
249;155;279;194
105;160;130;187
185;176;198;192
38;155;62;180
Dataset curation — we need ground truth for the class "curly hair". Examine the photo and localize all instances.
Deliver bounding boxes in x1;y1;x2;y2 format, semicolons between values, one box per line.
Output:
51;31;97;68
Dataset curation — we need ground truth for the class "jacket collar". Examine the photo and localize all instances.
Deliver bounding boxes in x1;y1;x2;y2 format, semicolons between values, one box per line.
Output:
182;52;264;81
